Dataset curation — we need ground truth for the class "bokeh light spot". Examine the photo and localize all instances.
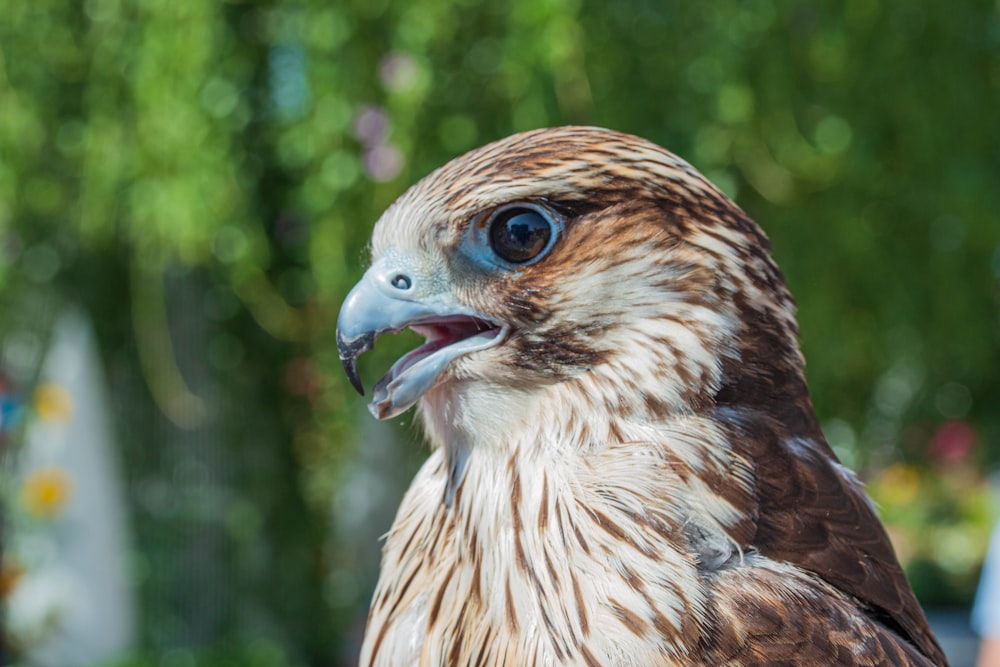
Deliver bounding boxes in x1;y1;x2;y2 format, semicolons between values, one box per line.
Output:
716;83;754;124
212;226;249;264
931;420;977;463
934;382;972;419
379;52;420;92
34;383;73;422
814;115;852;154
352;106;389;146
876;463;920;507
363;144;403;182
20;468;74;518
320;151;361;192
200;78;240;119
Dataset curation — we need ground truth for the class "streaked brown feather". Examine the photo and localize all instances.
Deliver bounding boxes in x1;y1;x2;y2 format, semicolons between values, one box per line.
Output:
704;559;933;666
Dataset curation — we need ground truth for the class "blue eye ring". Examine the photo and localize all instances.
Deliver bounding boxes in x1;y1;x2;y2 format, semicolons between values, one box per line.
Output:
483;203;560;266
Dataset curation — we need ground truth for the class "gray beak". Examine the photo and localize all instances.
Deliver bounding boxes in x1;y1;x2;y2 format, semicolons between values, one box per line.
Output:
336;256;505;419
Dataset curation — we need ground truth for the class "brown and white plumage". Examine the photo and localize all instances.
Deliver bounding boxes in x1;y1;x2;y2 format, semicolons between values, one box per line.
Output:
337;127;948;666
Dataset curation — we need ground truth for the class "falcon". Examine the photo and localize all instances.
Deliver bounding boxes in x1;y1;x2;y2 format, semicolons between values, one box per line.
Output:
337;127;948;666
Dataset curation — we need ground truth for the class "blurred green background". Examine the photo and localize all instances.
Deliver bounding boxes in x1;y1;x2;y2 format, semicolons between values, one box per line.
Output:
0;0;998;665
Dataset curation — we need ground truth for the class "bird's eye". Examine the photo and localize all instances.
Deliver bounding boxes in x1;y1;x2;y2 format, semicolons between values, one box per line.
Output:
487;206;555;264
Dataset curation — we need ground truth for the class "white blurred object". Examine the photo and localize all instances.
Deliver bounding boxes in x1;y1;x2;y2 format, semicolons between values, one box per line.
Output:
11;310;135;665
6;567;84;648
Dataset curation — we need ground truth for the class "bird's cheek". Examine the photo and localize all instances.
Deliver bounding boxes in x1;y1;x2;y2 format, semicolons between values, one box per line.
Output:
449;343;506;380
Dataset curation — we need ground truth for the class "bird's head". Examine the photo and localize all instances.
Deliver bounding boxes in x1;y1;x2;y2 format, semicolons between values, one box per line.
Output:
338;127;814;445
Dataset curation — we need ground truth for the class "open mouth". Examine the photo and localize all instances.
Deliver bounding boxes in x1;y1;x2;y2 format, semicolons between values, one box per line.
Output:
368;316;505;419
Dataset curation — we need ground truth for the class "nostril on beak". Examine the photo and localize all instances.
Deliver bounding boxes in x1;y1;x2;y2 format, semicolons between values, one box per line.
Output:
391;274;412;290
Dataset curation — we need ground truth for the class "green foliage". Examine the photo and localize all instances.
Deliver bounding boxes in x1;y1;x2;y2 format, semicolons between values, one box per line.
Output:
0;0;998;662
102;637;304;667
869;460;997;605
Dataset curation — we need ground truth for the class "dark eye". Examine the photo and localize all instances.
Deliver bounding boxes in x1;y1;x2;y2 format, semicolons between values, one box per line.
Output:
488;206;554;264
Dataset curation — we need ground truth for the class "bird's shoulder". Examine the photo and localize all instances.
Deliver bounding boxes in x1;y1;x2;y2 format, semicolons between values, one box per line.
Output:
715;407;948;666
702;556;942;667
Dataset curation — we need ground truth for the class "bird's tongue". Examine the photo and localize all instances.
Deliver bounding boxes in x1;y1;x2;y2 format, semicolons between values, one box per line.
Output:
369;318;501;420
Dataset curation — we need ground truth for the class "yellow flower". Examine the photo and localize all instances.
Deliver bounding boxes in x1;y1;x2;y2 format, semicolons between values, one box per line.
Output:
875;463;921;507
20;468;73;519
34;383;73;422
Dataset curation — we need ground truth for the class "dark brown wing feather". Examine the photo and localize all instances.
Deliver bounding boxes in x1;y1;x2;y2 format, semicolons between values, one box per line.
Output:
702;561;938;666
717;406;948;666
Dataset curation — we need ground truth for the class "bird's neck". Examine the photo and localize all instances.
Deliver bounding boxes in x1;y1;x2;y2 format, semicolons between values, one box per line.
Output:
419;375;641;505
405;386;751;664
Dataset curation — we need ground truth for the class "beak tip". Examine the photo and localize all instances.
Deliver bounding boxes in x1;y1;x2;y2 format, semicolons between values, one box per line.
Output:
340;354;366;396
337;330;374;397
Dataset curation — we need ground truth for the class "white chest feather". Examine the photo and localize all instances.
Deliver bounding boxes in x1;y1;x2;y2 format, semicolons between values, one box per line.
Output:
359;407;753;667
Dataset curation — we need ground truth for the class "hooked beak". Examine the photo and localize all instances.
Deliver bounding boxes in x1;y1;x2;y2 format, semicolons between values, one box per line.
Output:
336;258;506;420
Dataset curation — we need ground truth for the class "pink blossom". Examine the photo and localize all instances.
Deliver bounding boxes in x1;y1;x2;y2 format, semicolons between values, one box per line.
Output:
930;420;977;463
352;106;389;146
363;144;403;182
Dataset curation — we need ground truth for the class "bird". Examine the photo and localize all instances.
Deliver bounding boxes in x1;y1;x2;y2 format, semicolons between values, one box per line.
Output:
336;126;948;666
